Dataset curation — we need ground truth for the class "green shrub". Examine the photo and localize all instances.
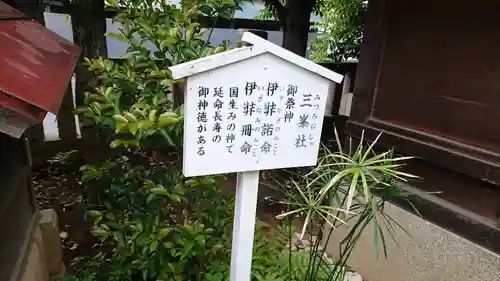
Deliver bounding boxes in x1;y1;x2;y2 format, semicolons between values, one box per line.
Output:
63;0;254;280
60;0;419;279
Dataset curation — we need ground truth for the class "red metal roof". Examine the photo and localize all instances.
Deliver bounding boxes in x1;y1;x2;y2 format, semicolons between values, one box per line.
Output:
0;3;80;114
0;92;46;121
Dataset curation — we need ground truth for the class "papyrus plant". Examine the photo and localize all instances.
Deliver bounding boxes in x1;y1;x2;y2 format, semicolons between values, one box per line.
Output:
277;128;420;281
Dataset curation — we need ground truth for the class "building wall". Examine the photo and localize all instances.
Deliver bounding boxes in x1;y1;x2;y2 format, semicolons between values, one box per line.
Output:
324;203;500;281
0;134;36;281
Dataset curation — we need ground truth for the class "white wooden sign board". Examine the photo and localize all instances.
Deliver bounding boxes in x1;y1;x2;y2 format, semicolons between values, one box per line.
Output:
171;33;343;177
170;31;342;281
182;53;330;176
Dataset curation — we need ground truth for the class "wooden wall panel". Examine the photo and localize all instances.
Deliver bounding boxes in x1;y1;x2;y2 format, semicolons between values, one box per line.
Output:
349;0;500;185
374;0;500;154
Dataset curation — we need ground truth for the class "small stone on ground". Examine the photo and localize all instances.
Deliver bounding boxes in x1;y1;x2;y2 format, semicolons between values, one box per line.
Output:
345;271;363;281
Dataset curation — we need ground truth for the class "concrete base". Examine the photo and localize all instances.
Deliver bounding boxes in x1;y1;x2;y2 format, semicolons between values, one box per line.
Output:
39;209;65;279
19;227;49;281
324;203;500;281
15;209;65;281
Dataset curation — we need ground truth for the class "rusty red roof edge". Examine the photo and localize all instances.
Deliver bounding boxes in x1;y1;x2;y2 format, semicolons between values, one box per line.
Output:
0;9;81;114
44;49;80;114
0;91;46;121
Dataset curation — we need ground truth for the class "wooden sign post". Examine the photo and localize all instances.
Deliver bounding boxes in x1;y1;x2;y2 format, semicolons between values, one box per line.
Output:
170;32;343;281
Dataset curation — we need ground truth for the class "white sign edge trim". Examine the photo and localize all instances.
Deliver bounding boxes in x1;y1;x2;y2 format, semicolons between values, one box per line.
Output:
169;32;344;84
170;46;266;79
240;32;344;84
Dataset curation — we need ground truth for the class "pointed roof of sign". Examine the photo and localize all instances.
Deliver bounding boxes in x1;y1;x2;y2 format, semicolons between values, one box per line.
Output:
169;31;343;84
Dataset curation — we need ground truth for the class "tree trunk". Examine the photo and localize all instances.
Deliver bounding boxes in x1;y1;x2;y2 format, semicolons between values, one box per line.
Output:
282;0;315;56
71;0;108;107
71;0;109;163
172;82;185;108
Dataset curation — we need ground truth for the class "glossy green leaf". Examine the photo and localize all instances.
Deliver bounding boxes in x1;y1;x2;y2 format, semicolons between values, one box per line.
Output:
105;32;127;42
150;187;169;196
158;115;178;127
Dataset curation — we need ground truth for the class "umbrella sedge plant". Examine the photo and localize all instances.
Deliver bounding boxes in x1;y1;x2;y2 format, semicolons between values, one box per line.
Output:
275;128;421;281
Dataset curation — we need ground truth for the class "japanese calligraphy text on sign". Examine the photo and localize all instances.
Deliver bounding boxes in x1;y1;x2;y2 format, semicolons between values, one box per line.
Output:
182;53;330;177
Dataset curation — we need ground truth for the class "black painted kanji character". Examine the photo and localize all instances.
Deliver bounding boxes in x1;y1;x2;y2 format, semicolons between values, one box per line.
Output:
197;112;207;122
198;99;208;110
295;134;307;148
197;135;206;145
312;113;318;120
314;104;320;109
213;122;221;133
214;99;223;110
284;111;294;123
227;123;236;131
197;147;205;156
255;118;261;124
243;101;256;116
315;95;321;100
245;82;257;96
229;99;237;109
197;124;206;133
226;145;234;153
261;123;274;136
213;111;222;121
285;97;295;110
285;98;295;110
301;94;312;107
198;86;209;98
264;102;277;116
267;82;278;96
214;87;223;97
240;142;252;154
212;135;222;143
298;114;310;128
229;87;239;98
226;133;235;143
261;141;272;154
287;84;298;96
241;124;252;136
227;112;236;121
